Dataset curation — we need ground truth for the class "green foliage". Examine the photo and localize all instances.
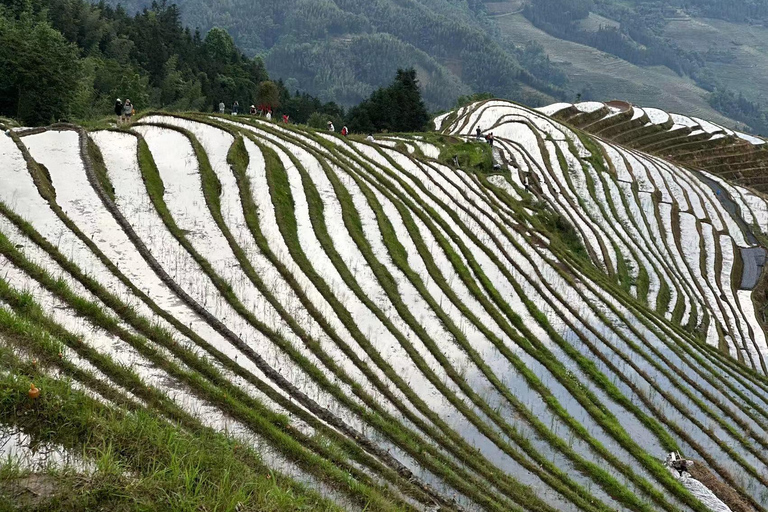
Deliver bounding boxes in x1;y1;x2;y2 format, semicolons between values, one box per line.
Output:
709;88;768;134
347;68;429;133
307;111;342;130
456;92;494;108
0;11;81;125
438;141;494;174
0;0;333;125
0;327;342;512
256;80;281;111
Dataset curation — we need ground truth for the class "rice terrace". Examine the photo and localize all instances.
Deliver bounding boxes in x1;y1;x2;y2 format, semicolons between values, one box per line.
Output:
4;99;768;511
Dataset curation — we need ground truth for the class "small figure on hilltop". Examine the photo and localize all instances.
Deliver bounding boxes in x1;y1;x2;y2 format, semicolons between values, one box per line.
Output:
475;126;482;140
282;114;290;124
114;98;123;125
218;101;225;114
341;126;349;137
485;132;495;147
232;101;240;116
366;133;375;142
250;105;257;115
266;109;272;121
122;99;134;124
327;120;335;132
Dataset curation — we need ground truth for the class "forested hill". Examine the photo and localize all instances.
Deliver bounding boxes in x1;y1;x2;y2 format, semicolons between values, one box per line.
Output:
94;0;571;110
0;0;344;125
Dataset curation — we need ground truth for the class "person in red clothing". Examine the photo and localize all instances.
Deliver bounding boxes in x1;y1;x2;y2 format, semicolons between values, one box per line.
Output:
341;126;349;136
282;114;290;124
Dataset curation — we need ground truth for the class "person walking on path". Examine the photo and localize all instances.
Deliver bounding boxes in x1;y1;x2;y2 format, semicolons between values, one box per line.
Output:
114;99;123;125
218;101;225;114
341;126;349;136
122;99;134;124
231;101;240;116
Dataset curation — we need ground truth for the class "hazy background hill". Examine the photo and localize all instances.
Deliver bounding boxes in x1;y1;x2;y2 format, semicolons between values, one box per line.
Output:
99;0;768;134
95;0;570;111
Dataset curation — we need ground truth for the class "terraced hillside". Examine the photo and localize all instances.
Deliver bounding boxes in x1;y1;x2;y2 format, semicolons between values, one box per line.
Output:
3;103;768;511
542;101;768;194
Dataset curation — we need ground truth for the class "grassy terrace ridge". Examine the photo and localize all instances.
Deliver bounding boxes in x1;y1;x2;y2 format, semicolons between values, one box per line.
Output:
3;100;768;511
229;116;685;511
245;125;616;511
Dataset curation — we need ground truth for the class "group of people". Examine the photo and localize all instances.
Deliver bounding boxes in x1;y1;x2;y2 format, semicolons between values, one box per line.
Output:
219;101;241;115
217;101;294;124
327;121;349;136
114;98;135;125
476;126;495;146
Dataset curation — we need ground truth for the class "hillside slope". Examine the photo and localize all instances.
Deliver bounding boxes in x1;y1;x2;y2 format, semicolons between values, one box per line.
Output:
94;0;565;109
2;102;768;511
490;12;736;126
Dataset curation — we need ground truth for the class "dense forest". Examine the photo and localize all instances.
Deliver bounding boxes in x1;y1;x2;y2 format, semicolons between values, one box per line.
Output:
0;0;343;125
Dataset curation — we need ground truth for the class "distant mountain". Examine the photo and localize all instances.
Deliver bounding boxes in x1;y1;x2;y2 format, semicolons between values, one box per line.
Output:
96;0;570;110
102;0;768;132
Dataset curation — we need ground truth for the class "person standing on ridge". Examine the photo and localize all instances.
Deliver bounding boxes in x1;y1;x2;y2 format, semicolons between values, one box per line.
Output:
327;121;335;132
266;109;272;121
114;98;123;125
218;101;225;114
250;105;257;115
341;126;349;137
282;114;290;124
476;126;482;140
123;99;133;124
232;101;240;116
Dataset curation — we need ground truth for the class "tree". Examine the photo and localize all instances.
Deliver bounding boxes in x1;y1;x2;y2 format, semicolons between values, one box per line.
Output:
204;27;236;63
0;12;81;124
256;80;280;111
346;68;429;133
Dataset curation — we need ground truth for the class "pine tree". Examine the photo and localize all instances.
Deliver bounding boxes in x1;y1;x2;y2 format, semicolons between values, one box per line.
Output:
347;68;429;133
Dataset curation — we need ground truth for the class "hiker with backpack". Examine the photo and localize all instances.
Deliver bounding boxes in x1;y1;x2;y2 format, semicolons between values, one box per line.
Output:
114;99;123;125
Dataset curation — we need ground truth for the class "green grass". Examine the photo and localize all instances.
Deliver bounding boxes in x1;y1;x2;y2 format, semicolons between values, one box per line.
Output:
0;347;341;512
255;120;696;511
7;109;768;511
238;119;632;512
439;140;495;174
